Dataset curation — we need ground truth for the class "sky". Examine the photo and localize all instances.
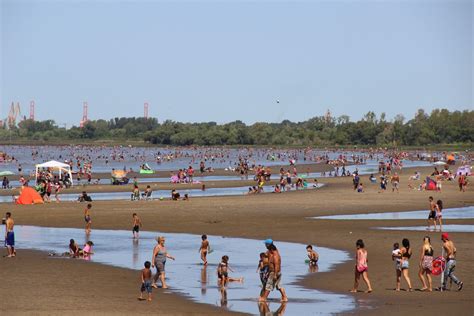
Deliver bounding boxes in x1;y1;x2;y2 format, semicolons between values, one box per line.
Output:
1;0;472;127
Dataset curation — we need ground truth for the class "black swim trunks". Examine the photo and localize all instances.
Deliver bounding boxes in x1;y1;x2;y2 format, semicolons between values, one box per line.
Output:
133;225;140;233
428;211;436;220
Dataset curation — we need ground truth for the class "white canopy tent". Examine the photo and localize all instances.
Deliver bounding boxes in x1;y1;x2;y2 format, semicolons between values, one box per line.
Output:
35;160;73;186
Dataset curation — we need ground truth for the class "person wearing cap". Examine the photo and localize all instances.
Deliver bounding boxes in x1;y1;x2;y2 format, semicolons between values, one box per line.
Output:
441;233;463;291
259;239;288;302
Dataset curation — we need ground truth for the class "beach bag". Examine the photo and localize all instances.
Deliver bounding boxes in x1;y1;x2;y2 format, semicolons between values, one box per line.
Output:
431;256;446;276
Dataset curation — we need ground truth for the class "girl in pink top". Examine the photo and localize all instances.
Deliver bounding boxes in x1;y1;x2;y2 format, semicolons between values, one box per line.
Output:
351;239;373;293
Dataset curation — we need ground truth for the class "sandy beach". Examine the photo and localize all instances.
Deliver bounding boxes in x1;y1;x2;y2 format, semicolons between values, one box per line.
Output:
1;165;473;315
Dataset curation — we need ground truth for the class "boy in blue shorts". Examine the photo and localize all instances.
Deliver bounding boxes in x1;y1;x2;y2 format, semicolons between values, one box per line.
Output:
139;261;153;301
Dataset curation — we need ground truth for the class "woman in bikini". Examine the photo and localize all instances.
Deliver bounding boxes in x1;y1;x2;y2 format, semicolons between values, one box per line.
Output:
399;238;413;291
436;200;443;232
350;239;373;293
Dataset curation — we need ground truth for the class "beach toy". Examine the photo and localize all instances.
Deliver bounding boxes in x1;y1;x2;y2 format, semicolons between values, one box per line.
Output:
159;197;164;201
305;259;310;264
431;256;446;276
139;169;154;174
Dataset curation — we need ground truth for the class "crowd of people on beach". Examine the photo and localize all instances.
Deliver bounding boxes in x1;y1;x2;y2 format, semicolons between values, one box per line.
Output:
1;147;470;314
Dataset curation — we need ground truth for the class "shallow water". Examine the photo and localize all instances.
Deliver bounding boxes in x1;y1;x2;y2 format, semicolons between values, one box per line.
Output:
0;145;432;174
13;225;356;315
312;206;474;220
375;225;474;233
2;184;323;203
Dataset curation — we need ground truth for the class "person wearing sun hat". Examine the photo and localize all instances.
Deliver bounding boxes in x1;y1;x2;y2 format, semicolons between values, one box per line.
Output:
441;233;463;291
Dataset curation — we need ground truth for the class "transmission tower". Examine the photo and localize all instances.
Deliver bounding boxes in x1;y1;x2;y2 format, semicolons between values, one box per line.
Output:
144;102;149;119
80;102;88;127
30;100;35;120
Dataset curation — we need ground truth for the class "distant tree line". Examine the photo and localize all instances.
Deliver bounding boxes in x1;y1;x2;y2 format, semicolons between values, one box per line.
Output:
0;109;472;146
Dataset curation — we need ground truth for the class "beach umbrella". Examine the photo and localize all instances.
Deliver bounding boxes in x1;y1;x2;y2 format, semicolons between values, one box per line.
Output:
0;171;14;176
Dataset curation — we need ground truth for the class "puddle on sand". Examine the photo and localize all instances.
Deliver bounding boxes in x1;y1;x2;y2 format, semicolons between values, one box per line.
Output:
312;206;474;221
375;225;474;233
13;226;356;315
1;184;324;203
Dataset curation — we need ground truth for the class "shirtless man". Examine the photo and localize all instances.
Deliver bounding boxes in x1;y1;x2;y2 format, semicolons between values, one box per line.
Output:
84;203;92;233
391;173;400;193
441;233;463;291
132;213;142;239
427;196;437;231
5;212;15;257
259;239;288;302
199;235;209;265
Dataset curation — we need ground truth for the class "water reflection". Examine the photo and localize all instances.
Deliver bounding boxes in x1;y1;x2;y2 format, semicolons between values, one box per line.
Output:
15;225;355;315
132;239;140;267
258;301;287;316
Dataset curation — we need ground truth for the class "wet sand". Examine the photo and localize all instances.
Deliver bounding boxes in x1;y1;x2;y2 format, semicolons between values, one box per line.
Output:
1;166;473;315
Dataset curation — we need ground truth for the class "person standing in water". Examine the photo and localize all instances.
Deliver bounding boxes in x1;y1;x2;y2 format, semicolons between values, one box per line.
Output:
132;213;142;239
151;236;175;289
199;235;209;266
350;239;373;293
259;239;288;302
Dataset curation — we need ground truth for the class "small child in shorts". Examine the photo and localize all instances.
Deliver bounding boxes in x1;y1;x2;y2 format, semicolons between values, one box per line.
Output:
256;252;269;287
139;261;153;301
391;242;401;270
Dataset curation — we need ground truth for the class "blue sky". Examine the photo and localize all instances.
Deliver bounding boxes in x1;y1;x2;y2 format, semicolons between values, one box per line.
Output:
1;0;472;127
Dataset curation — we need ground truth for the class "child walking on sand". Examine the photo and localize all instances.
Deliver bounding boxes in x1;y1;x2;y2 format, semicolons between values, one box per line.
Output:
217;255;243;288
139;261;153;301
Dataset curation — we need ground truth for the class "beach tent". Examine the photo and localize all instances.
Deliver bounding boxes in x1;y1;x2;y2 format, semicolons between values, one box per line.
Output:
425;177;436;190
35;160;73;186
456;165;472;176
16;187;44;205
